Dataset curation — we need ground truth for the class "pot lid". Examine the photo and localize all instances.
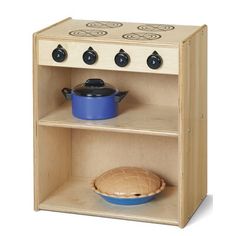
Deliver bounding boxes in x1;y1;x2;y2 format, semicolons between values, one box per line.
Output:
73;78;116;97
93;167;165;198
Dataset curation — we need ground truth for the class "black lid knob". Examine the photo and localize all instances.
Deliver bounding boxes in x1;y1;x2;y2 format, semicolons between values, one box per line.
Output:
83;47;98;65
52;45;67;62
114;49;130;67
147;51;162;69
85;79;105;87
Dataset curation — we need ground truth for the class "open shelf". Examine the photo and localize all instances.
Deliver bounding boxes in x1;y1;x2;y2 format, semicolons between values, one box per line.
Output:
39;177;178;225
38;102;178;137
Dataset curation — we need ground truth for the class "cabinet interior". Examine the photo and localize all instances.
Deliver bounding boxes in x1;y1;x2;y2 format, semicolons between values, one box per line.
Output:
37;66;178;118
36;66;179;225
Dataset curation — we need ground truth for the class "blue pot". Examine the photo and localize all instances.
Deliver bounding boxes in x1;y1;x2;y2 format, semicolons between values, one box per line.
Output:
62;79;128;120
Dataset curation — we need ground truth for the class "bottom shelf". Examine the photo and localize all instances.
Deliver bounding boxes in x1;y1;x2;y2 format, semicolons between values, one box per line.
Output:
39;177;179;225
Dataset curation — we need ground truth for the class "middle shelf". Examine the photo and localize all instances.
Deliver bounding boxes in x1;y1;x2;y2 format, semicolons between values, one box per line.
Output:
38;102;178;137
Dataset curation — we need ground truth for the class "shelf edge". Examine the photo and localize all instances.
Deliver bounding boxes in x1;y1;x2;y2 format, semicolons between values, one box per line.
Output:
38;204;179;226
38;120;179;138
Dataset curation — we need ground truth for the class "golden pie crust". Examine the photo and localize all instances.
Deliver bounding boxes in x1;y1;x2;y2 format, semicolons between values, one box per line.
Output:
92;167;166;198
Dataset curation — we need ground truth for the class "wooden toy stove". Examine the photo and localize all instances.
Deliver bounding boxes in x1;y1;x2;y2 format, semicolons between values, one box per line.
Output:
33;18;207;227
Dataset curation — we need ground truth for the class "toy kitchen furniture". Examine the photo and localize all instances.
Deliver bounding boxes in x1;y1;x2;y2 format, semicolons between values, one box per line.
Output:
33;18;207;227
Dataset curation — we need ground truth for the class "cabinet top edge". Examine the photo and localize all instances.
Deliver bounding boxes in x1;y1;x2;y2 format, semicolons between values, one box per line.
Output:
34;18;204;46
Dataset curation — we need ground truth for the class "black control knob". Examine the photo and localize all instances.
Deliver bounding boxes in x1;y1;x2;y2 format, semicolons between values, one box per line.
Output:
83;47;98;65
52;44;67;62
114;49;130;67
147;51;163;69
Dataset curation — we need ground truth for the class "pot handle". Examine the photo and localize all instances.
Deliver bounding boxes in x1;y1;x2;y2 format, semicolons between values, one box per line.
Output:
115;91;128;103
62;88;72;100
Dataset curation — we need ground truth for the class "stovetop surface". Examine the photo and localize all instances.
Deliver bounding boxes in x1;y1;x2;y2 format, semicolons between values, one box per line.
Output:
37;19;202;46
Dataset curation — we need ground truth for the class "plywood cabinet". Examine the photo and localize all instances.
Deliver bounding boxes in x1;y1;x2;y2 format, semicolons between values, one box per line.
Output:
33;18;207;227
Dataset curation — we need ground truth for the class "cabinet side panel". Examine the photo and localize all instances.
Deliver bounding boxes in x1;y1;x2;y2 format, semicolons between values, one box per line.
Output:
179;26;207;227
37;66;71;119
33;34;72;208
37;127;71;203
33;33;39;210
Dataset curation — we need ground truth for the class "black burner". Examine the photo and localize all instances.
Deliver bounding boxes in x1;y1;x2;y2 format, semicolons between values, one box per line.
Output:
86;21;123;28
137;24;175;32
122;32;161;41
69;29;108;37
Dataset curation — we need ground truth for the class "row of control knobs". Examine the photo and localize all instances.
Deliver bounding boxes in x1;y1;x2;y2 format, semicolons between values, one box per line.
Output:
52;45;162;69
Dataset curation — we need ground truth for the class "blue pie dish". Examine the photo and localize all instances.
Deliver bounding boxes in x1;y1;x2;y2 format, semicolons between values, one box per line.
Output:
92;167;166;206
92;178;166;206
97;193;157;205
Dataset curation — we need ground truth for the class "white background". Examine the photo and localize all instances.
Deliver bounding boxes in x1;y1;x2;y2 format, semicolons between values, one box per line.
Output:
0;0;234;235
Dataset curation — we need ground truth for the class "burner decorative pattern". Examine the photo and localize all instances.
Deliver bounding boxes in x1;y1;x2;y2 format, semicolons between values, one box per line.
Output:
122;32;161;41
137;24;175;32
86;21;123;28
69;29;108;37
